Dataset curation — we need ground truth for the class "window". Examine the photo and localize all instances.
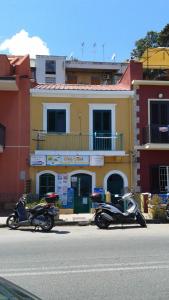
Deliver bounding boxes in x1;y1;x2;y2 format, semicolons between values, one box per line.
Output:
67;74;77;84
45;60;56;74
43;103;70;133
39;173;55;197
159;166;169;192
93;110;111;150
91;75;100;85
150;100;169;143
47;109;66;133
150;165;169;193
45;77;56;83
89;104;116;150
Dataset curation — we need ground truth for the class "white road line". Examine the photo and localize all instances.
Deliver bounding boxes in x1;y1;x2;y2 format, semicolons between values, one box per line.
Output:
1;264;169;277
0;260;168;273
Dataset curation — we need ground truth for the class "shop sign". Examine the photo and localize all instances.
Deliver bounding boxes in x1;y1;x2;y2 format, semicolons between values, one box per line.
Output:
47;155;89;166
30;155;46;166
90;155;104;166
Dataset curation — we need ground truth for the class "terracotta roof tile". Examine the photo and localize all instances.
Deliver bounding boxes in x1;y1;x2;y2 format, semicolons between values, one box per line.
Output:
35;83;130;91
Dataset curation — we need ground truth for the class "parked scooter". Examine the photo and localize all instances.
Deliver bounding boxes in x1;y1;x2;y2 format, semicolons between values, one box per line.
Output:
6;193;59;232
91;192;147;229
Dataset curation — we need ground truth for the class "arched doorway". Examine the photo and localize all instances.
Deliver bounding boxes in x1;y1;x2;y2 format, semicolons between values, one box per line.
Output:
107;173;124;195
71;173;92;213
39;173;55;197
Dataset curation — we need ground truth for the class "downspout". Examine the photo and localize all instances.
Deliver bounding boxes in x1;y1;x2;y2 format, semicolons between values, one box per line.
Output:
129;95;133;192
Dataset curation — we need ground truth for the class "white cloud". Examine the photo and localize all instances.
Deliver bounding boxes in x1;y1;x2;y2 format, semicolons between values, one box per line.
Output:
0;29;50;58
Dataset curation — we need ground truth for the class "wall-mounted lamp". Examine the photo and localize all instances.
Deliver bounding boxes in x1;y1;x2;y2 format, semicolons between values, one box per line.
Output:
158;93;164;99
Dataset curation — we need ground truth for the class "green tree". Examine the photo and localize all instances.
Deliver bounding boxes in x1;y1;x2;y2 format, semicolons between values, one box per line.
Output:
158;23;169;46
131;31;159;59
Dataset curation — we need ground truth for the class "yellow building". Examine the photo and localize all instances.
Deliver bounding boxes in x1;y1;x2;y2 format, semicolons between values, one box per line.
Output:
139;47;169;69
30;83;134;213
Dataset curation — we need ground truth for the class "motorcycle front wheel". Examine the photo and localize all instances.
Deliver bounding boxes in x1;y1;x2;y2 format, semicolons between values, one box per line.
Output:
40;215;54;232
6;214;20;229
136;212;147;227
95;212;110;229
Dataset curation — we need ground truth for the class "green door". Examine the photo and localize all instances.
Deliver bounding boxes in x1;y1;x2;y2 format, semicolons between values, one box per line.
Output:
71;174;92;213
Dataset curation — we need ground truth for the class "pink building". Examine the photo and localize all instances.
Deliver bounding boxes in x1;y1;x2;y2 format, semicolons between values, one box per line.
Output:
0;55;31;210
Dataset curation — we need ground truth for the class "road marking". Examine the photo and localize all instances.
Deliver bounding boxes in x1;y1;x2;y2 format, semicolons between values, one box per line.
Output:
0;260;168;272
1;262;169;277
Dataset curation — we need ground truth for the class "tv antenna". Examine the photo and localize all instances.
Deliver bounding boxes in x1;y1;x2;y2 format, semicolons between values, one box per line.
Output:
81;42;85;59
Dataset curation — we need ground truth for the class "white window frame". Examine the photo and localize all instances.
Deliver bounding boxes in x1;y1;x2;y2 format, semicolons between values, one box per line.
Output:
43;103;70;133
36;170;57;194
89;103;116;150
159;166;169;192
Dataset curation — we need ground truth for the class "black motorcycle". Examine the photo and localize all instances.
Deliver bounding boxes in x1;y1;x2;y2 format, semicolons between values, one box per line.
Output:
91;192;147;229
6;193;59;232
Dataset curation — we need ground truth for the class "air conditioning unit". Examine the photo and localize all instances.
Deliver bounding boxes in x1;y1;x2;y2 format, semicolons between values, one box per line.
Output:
103;74;110;80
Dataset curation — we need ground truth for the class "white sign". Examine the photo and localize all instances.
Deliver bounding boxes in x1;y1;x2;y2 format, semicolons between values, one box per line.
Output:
90;156;104;166
30;155;46;166
47;155;89;166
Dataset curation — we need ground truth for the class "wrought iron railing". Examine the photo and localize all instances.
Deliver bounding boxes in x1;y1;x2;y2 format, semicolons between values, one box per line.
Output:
32;131;124;151
142;124;169;144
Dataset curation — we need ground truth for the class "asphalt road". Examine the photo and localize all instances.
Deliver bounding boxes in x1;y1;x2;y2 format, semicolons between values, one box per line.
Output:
0;224;169;300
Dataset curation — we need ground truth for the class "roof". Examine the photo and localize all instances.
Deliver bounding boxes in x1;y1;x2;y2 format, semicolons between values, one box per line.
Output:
34;83;131;91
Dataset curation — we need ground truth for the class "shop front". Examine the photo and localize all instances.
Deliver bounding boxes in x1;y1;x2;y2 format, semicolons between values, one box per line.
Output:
30;153;130;213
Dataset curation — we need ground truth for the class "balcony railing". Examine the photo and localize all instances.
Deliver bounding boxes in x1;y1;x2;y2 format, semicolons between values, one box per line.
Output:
142;125;169;144
0;123;5;152
32;131;124;151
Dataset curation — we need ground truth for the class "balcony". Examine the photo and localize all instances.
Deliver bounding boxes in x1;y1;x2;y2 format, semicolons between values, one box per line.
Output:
0;123;5;152
142;125;169;148
32;131;124;154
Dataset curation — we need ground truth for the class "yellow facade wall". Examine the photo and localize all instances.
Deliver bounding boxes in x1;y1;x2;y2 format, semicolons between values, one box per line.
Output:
30;96;133;152
140;47;169;69
30;93;134;210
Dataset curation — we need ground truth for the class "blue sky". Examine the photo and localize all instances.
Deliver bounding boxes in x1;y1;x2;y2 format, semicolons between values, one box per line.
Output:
0;0;169;61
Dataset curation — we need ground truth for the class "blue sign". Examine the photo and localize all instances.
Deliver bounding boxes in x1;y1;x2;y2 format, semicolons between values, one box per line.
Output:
66;188;74;208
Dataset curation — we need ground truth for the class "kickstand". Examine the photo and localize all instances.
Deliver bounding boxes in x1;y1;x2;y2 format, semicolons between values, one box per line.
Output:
34;226;41;231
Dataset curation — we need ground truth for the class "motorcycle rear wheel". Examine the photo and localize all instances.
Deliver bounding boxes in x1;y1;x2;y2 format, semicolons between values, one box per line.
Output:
40;215;54;232
6;214;20;229
136;212;147;227
95;212;110;229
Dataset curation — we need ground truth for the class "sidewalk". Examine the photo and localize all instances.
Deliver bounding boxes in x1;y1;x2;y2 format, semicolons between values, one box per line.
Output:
0;213;94;228
0;213;165;228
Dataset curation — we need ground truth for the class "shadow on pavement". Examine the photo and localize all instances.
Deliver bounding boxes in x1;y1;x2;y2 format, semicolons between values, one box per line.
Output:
9;227;70;234
98;224;147;230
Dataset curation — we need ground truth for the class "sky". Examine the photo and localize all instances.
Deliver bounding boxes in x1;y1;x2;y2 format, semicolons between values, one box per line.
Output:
0;0;169;62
